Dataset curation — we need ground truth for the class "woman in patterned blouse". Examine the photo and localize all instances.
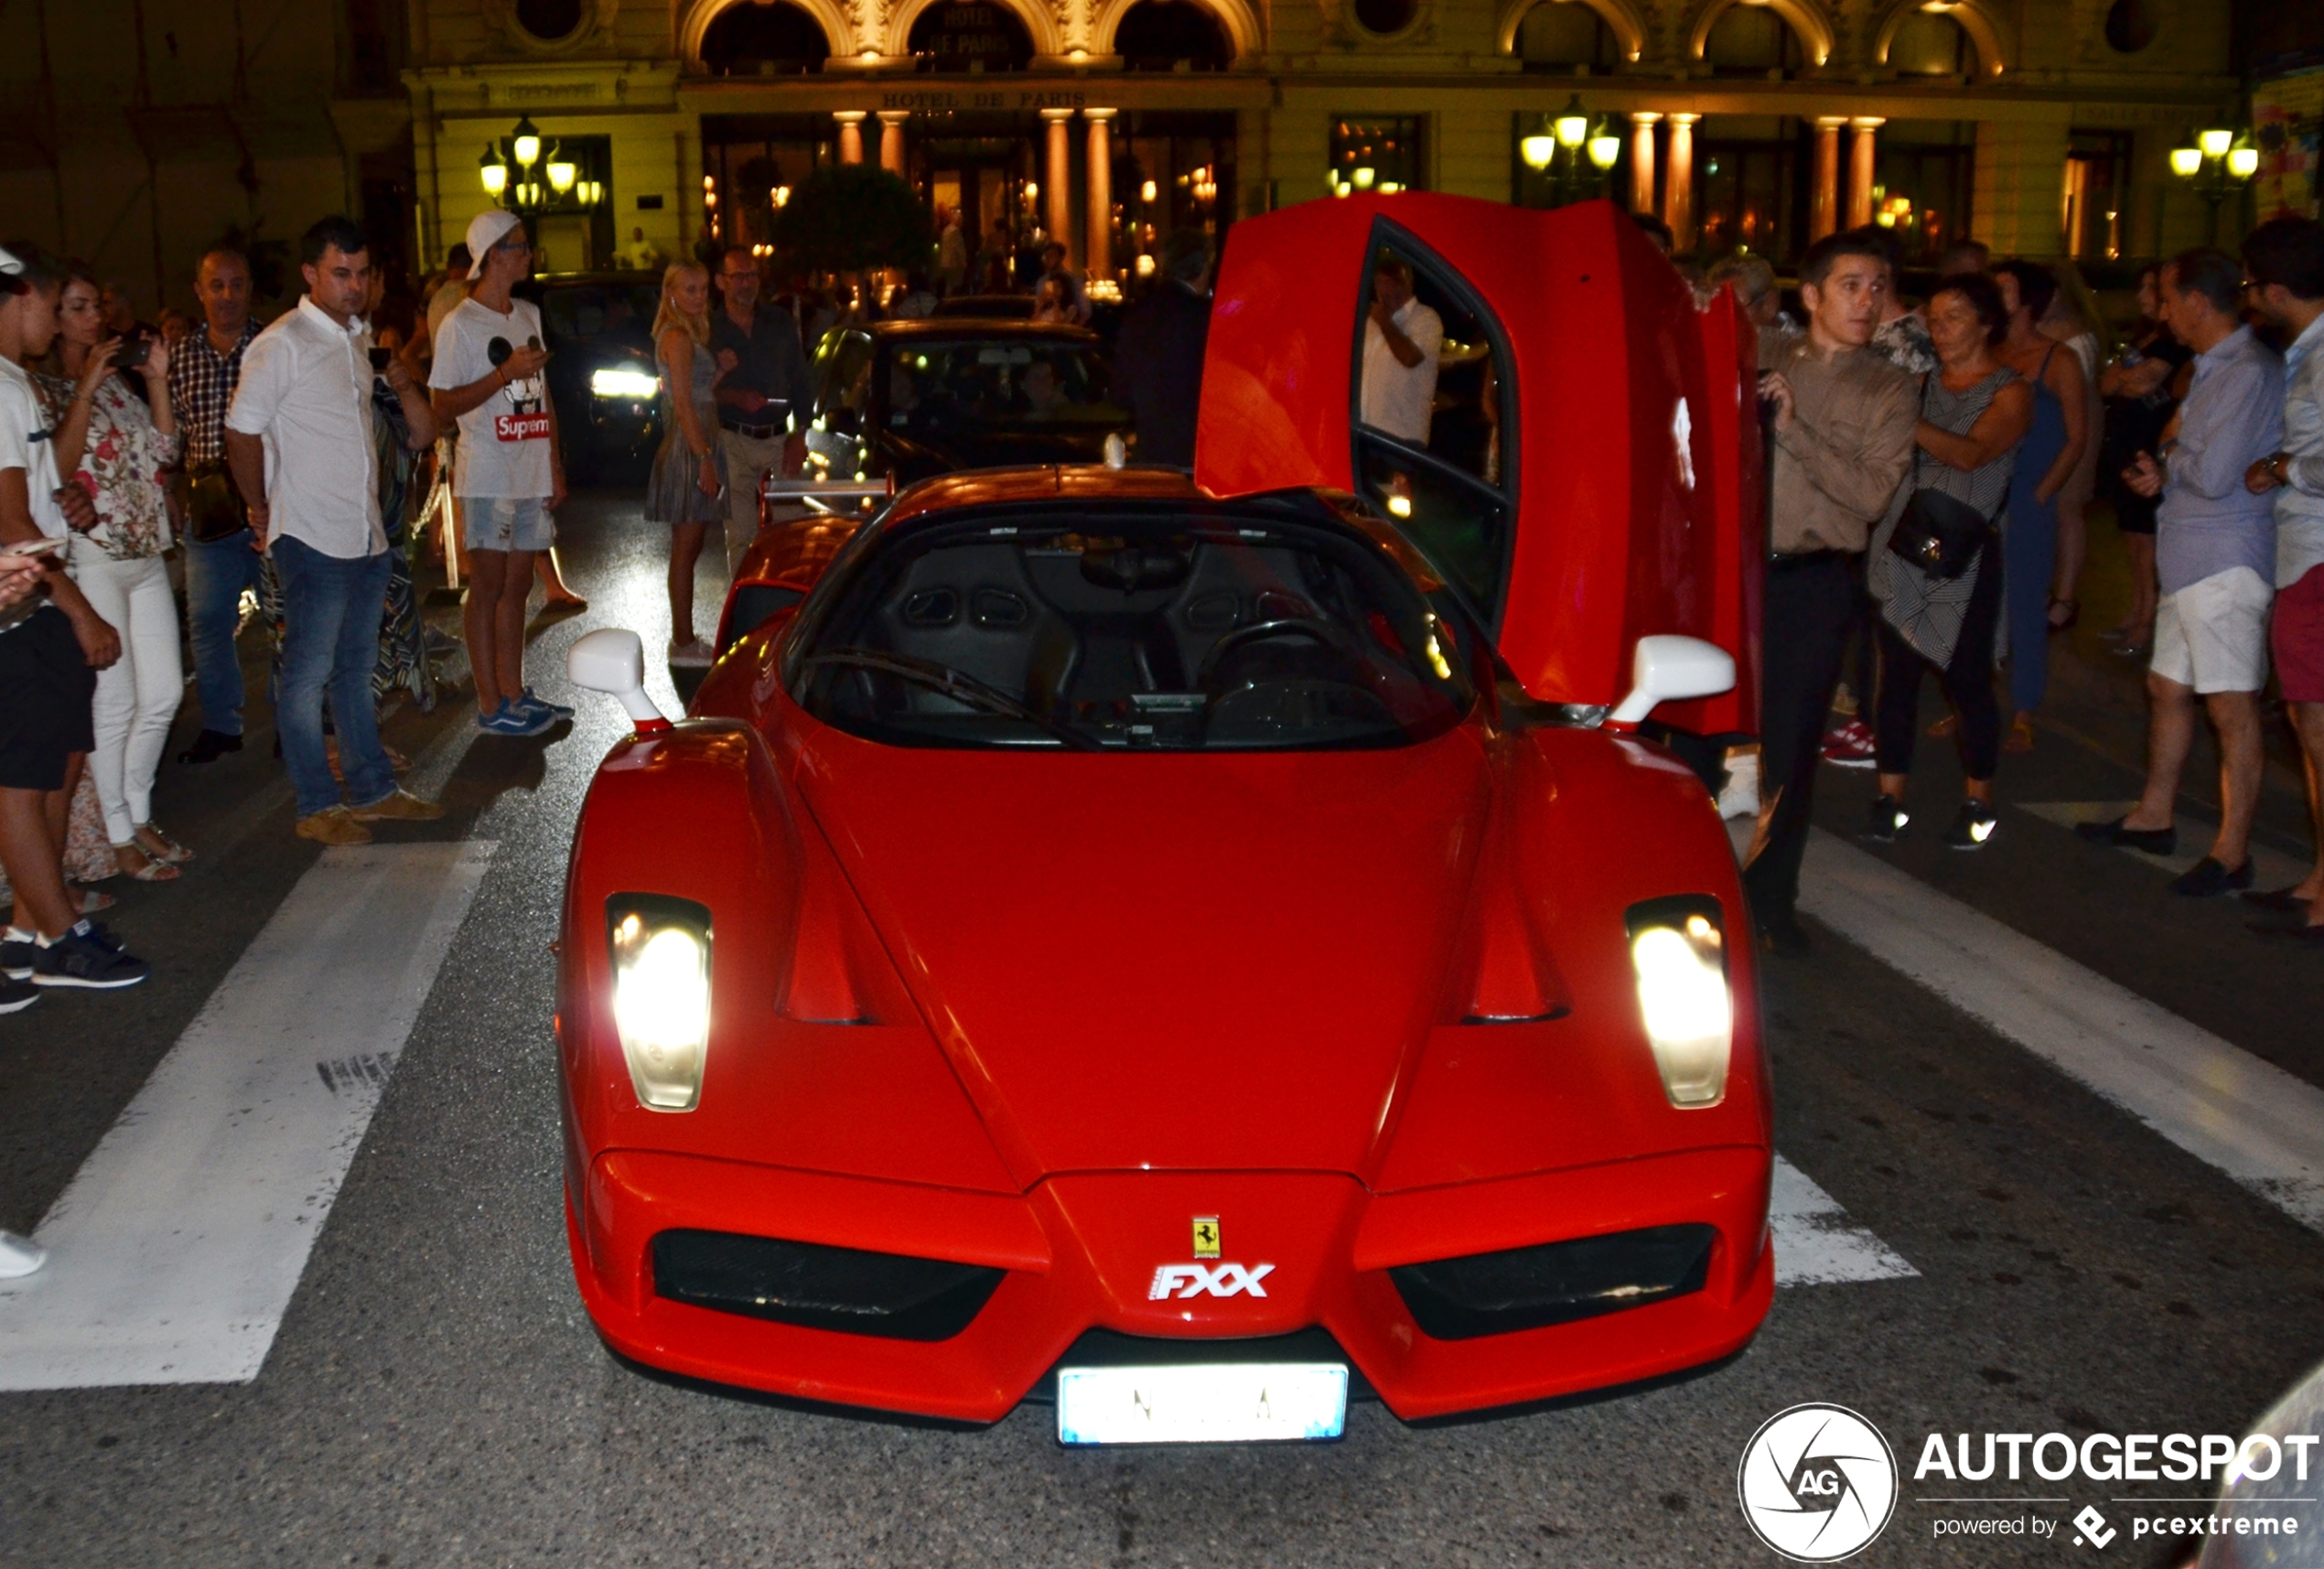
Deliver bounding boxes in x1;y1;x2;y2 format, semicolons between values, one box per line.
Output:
40;265;189;882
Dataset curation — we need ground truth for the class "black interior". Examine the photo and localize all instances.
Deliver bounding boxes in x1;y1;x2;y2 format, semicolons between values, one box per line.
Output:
790;504;1474;751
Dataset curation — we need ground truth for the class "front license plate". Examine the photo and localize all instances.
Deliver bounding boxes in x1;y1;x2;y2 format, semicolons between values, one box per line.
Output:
1055;1363;1349;1445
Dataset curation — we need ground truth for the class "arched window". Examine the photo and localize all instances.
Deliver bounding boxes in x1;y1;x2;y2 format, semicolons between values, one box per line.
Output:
908;1;1035;70
1703;4;1802;74
1888;9;1974;75
1517;0;1619;70
700;1;831;74
1114;0;1232;70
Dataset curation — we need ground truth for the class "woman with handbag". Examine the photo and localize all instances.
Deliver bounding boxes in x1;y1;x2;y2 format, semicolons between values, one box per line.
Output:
1865;273;2033;850
38;265;188;882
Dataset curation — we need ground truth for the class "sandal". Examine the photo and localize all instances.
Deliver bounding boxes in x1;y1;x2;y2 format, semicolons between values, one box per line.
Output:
2048;596;2079;631
134;822;194;865
114;844;181;883
68;886;115;915
1927;712;1960;739
2004;714;2036;753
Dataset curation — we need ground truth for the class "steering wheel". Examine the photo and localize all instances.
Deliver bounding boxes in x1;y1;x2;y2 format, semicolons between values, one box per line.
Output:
1196;617;1370;689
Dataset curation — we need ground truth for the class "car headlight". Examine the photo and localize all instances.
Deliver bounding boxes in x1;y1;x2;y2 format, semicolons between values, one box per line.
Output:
591;367;661;400
1625;896;1731;1108
608;895;711;1111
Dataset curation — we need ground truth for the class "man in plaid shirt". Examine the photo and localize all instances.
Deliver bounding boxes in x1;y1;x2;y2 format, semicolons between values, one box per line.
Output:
167;247;265;763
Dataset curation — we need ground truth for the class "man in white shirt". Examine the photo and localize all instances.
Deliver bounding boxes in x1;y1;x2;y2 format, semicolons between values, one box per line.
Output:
0;239;149;999
429;210;570;737
1360;257;1444;446
224;217;444;845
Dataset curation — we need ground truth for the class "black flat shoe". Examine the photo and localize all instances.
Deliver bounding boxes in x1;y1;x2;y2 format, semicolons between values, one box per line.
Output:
175;728;243;765
1757;913;1812;957
2075;816;2177;855
2171;857;2254;897
2242;886;2316;914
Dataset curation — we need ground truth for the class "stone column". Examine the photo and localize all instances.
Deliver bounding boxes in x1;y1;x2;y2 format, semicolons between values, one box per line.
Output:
834;111;866;167
1847;117;1884;229
1812;117;1845;242
1663;113;1698;252
877;111;909;176
1085;108;1116;284
1041;108;1076;267
1629;112;1660;215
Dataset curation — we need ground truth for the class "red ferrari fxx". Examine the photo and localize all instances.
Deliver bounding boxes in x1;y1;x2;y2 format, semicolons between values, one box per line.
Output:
557;195;1773;1437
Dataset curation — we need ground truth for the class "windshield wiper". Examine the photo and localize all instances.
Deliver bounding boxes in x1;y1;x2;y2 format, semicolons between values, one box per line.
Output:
802;647;1101;751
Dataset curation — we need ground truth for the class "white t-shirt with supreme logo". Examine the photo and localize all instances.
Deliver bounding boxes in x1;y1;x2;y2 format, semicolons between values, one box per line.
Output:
430;296;554;499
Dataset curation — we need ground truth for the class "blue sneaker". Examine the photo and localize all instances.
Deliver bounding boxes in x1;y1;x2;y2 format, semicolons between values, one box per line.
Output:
477;701;553;737
512;688;574;723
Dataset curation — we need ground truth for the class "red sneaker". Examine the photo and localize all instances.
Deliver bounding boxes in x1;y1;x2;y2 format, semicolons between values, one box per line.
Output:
1822;718;1877;768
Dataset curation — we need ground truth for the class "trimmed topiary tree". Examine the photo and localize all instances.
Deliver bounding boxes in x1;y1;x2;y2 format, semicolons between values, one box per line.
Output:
769;164;934;278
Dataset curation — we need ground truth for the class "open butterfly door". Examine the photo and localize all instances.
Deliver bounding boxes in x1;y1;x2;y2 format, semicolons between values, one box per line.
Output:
1194;193;1761;737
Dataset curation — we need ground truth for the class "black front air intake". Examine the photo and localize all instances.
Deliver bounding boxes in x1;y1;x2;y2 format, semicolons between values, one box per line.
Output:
1388;1223;1717;1341
651;1230;1005;1342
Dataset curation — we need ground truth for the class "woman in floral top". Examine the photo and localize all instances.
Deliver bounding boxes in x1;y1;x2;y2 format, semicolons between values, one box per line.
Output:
39;266;189;882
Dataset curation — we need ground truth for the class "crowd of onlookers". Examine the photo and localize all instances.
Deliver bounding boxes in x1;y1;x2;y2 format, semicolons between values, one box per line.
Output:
1736;218;2324;956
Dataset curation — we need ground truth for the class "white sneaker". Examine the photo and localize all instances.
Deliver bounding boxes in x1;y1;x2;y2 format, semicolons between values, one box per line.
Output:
1716;749;1761;821
0;1230;47;1277
667;637;715;669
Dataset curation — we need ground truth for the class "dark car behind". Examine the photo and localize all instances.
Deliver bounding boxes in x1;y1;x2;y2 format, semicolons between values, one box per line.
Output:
802;319;1128;485
513;273;663;483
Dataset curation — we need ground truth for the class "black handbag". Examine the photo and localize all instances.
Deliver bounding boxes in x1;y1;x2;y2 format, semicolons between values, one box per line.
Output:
1887;482;1998;580
186;460;246;543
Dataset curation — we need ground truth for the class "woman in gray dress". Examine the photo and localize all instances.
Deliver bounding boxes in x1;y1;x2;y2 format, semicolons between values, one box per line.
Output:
645;262;727;667
1865;273;2034;850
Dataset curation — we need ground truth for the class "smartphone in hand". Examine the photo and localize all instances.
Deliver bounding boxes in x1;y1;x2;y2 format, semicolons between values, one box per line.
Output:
3;536;64;557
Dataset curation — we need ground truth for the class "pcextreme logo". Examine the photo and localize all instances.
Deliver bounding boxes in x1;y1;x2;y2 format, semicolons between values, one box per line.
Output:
1738;1403;1900;1562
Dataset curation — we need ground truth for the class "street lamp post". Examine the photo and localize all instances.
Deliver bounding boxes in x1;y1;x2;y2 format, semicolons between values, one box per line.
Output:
1522;95;1620;210
2169;125;2259;244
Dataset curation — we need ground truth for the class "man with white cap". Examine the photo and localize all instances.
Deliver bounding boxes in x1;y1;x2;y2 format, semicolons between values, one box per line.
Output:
428;210;569;737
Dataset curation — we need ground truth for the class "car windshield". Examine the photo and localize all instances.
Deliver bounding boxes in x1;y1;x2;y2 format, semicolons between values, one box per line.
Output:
538;285;658;349
885;340;1120;432
790;509;1475;752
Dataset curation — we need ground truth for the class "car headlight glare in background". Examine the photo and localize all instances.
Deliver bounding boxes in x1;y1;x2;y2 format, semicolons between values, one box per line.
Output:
608;896;713;1111
590;367;661;400
1625;897;1732;1108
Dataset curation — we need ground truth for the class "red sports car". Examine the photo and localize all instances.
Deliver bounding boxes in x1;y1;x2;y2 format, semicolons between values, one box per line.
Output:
556;195;1773;1439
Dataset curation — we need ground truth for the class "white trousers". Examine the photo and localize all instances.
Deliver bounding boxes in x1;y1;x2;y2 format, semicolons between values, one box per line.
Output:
75;553;183;844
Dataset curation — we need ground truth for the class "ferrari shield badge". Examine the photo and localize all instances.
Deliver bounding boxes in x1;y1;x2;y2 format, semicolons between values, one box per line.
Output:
1192;1216;1221;1259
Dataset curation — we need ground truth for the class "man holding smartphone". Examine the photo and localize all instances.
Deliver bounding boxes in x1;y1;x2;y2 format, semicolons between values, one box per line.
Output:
709;245;812;572
0;240;152;999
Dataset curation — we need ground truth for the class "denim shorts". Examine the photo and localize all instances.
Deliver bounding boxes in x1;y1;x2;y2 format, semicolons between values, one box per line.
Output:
461;496;554;553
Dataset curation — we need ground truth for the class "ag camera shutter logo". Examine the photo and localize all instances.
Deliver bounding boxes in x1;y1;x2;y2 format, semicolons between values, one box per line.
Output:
1738;1403;1899;1562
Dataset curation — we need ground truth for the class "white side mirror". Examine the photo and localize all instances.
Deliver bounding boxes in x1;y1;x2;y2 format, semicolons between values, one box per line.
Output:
1608;635;1736;726
568;628;671;730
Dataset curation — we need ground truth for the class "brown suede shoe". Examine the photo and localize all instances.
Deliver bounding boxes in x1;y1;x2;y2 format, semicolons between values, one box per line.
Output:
296;807;373;846
350;788;447;822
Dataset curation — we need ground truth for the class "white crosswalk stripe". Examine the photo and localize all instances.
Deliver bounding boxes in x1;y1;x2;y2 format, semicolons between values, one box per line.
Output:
1801;828;2324;1235
0;843;493;1390
1769;1155;1919;1286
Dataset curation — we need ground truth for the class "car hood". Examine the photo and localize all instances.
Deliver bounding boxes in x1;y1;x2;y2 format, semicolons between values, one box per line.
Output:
790;725;1491;1180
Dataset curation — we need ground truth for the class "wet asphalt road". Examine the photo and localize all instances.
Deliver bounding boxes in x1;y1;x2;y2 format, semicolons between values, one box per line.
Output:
3;489;2321;1568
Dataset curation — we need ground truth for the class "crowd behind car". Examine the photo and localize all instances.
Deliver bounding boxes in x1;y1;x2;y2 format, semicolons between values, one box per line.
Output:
1727;218;2324;962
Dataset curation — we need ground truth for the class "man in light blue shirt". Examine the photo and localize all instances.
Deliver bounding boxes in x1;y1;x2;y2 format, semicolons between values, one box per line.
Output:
2243;217;2324;939
2081;248;2283;897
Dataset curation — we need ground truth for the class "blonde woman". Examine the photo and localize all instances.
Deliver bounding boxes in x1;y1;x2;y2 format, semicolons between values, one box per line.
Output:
645;262;727;666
